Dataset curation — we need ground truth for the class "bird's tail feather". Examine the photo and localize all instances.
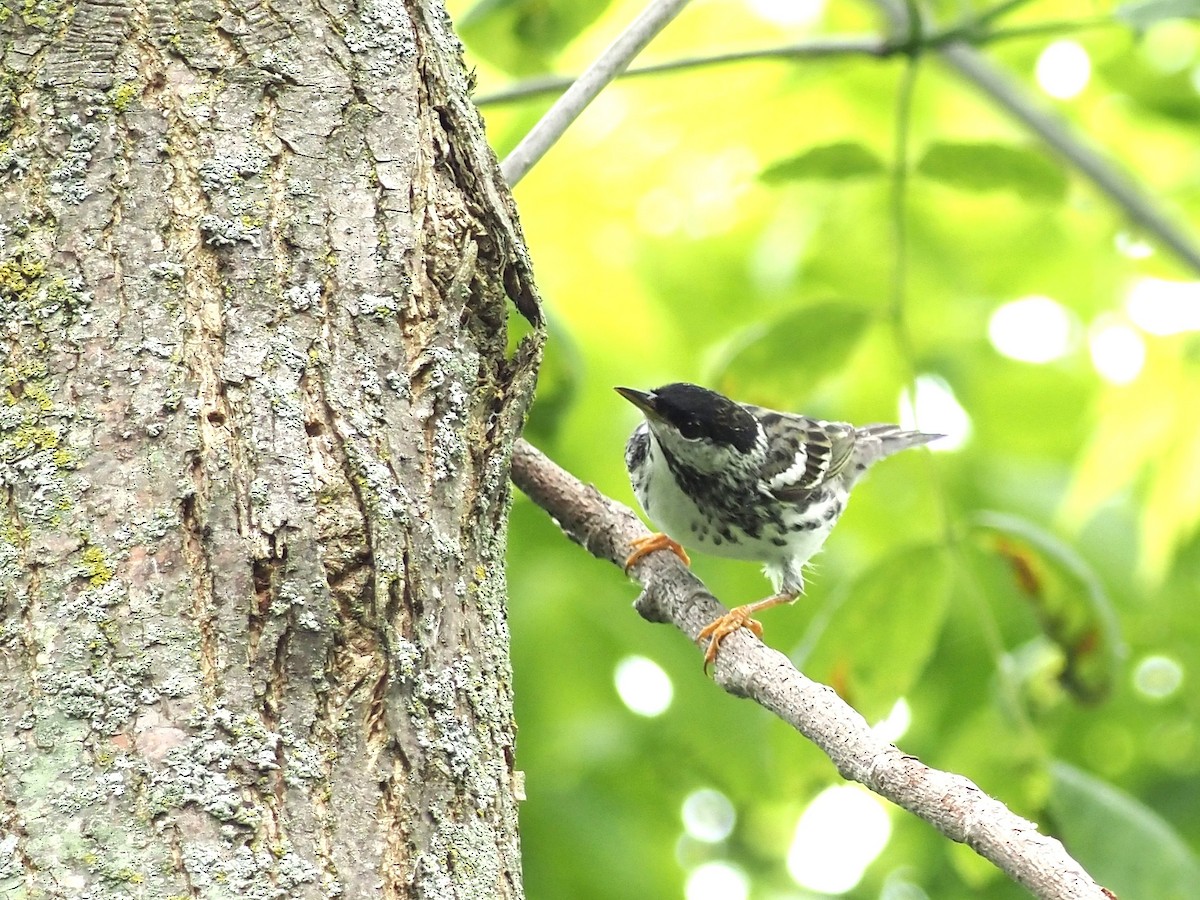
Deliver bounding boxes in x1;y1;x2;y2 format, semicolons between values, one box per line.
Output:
854;425;943;465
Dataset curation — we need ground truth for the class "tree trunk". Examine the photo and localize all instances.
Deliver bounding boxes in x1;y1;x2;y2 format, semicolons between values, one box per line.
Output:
0;0;541;896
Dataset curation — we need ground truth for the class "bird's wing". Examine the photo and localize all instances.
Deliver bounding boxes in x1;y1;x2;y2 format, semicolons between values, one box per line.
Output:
751;408;857;500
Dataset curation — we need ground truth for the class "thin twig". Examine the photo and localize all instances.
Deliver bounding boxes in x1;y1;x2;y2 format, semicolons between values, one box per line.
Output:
883;43;1040;738
971;0;1040;29
887;54;921;323
474;20;1111;110
475;36;888;107
510;437;1112;900
487;5;1197;272
936;41;1200;273
867;0;1200;274
499;0;693;187
982;17;1115;41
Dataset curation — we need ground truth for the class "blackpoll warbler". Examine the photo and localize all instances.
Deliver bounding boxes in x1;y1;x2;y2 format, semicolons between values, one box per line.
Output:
616;382;941;669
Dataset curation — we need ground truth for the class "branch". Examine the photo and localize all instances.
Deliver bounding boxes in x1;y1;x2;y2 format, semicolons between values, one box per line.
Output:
489;0;1197;274
935;42;1200;274
473;18;1114;110
510;437;1114;900
867;0;1200;275
499;0;693;187
475;36;888;107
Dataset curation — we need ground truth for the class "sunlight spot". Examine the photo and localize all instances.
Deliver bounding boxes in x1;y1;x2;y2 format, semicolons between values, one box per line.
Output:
1140;21;1197;74
1115;231;1154;259
636;187;683;237
576;91;628;145
787;785;891;893
686;149;759;238
988;295;1076;363
1088;319;1145;385
1036;40;1091;99
592;221;636;268
871;697;912;744
1125;277;1200;334
682;788;736;843
1133;655;1184;701
748;0;825;26
899;375;970;452
880;876;933;900
614;655;673;717
685;861;749;900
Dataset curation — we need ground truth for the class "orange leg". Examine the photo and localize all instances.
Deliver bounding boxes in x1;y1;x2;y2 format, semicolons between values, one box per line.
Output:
624;532;691;573
697;593;797;673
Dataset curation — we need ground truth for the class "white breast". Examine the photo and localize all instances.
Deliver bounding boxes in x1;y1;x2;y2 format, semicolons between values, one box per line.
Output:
633;429;843;592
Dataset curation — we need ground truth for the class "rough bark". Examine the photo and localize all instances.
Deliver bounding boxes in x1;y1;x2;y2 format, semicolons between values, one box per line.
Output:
0;0;541;897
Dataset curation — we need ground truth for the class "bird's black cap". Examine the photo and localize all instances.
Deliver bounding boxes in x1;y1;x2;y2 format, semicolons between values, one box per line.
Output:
616;383;758;453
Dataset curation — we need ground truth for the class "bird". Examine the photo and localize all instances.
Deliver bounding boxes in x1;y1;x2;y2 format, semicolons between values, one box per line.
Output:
615;382;942;670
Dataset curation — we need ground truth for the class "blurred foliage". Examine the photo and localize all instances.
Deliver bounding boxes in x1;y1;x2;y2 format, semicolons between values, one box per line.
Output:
453;0;1200;896
458;0;614;74
915;141;1070;202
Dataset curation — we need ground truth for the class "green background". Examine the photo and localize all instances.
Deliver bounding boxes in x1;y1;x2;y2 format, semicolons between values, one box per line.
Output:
454;1;1200;896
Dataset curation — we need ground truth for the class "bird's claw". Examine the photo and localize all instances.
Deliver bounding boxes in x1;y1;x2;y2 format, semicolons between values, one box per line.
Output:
624;533;691;573
697;607;764;673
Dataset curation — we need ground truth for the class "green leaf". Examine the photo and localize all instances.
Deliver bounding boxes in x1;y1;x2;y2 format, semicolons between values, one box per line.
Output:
709;302;872;409
1117;0;1200;27
797;544;952;721
1097;47;1200;122
1049;762;1200;900
972;513;1123;704
916;142;1068;202
458;0;613;75
760;142;886;183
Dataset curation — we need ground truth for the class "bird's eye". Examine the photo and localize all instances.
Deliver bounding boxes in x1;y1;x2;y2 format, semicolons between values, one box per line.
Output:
677;417;703;439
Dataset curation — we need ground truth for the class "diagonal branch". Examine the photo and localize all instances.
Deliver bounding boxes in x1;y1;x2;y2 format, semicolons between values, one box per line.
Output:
510;437;1113;900
475;36;889;107
499;0;693;186
934;40;1200;274
488;0;1200;273
473;19;1113;109
866;0;1200;275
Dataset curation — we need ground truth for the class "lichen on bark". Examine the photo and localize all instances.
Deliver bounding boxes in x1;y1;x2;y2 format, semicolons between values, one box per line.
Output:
0;0;540;897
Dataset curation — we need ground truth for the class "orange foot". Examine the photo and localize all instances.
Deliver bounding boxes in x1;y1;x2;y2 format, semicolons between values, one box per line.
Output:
624;533;691;573
697;607;764;673
696;593;797;673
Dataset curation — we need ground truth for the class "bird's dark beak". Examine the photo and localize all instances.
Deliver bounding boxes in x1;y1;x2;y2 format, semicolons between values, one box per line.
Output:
614;386;659;419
